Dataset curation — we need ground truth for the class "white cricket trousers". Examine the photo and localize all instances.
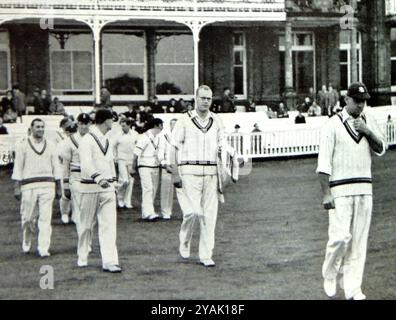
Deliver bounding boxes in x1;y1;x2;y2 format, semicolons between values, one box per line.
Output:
160;168;174;217
78;191;119;268
177;175;218;261
20;187;55;254
322;195;372;299
69;178;82;230
117;160;134;207
138;167;159;218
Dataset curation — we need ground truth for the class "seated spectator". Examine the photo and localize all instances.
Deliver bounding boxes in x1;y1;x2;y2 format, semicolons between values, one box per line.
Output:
49;97;66;115
2;107;17;123
0;117;8;134
32;87;45;115
252;123;262;133
148;95;161;113
1;90;13;117
298;97;312;113
177;98;187;113
41;89;51;114
186;102;194;112
267;107;277;119
233;124;241;134
221;87;236;113
295;111;306;124
168;98;177;113
124;104;137;120
277;102;289;118
246;97;256;112
307;101;322;117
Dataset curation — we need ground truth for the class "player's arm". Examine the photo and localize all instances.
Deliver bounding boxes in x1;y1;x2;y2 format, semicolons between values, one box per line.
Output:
61;142;73;199
129;135;147;176
168;121;185;188
316;122;335;210
51;143;63;200
11;142;24;201
318;173;335;210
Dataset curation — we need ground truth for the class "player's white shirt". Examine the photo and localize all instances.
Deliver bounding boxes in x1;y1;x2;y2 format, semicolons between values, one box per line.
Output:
112;129;139;163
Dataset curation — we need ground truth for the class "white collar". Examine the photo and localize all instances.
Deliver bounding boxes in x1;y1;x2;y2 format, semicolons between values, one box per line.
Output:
190;110;213;122
340;107;365;123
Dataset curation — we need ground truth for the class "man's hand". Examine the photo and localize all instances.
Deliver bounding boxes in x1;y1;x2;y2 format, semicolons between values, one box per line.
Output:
165;165;173;174
128;166;137;177
173;175;183;189
98;179;111;189
64;188;71;200
322;193;335;210
353;118;370;136
14;187;21;201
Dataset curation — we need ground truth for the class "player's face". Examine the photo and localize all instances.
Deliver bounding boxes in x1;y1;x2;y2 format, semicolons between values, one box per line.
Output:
346;96;366;118
196;89;212;113
31;121;45;138
78;122;90;135
170;120;177;131
105;118;113;131
121;122;129;133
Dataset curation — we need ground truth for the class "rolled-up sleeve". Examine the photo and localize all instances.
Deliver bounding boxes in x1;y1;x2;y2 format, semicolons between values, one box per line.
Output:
367;113;387;157
316;122;334;176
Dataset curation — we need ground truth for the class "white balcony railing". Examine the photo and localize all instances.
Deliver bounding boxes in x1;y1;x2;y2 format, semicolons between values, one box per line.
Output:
386;0;396;16
0;0;285;13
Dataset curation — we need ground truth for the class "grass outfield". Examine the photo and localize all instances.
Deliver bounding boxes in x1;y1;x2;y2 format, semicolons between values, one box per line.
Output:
0;152;396;300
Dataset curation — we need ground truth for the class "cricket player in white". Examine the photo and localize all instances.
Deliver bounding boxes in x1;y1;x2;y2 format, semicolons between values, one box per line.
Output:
131;118;163;221
78;109;121;273
158;118;178;219
169;85;224;267
317;82;386;300
61;113;91;234
113;118;138;209
56;117;74;224
12;118;62;257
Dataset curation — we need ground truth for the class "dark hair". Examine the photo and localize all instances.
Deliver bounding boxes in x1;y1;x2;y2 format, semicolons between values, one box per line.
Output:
31;118;44;128
59;117;70;128
146;118;163;130
95;109;114;125
120;118;132;126
12;84;19;90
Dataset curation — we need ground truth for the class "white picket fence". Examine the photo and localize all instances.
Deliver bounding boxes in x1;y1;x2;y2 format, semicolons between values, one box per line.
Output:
1;115;396;165
226;121;395;159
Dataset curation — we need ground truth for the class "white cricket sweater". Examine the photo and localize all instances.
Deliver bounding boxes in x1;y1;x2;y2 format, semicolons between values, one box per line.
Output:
79;126;116;193
12;137;61;191
113;129;138;164
317;108;386;198
171;110;224;176
134;130;160;168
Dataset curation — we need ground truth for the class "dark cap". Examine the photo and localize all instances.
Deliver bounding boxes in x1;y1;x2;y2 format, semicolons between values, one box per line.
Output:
77;113;91;124
95;108;114;125
347;82;371;101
